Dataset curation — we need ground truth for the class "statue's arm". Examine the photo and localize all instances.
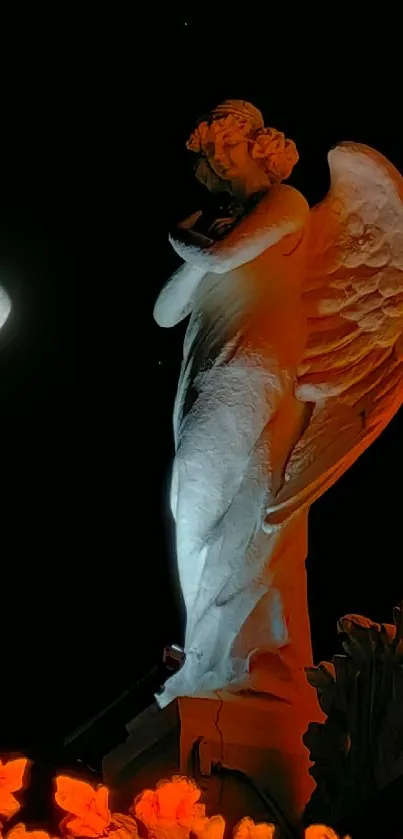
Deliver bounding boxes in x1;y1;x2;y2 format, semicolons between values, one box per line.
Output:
169;186;310;275
153;211;213;328
153;262;206;328
154;188;309;328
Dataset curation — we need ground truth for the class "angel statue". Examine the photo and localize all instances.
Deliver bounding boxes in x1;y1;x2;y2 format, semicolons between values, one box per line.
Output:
153;99;403;816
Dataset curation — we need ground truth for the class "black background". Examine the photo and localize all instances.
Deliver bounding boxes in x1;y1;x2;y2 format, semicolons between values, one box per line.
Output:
0;8;401;778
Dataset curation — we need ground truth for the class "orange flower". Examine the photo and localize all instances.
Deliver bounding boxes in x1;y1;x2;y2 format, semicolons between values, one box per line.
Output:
304;828;350;839
55;777;111;838
0;759;28;820
196;815;225;839
103;815;138;839
6;824;57;839
233;818;276;839
134;776;208;839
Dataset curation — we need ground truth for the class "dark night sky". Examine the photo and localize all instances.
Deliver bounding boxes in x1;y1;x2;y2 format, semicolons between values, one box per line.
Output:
0;11;402;768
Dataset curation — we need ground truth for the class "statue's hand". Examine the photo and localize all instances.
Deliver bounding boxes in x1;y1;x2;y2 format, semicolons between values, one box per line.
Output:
169;209;215;265
177;210;203;230
169;227;214;265
207;217;238;237
170;185;309;275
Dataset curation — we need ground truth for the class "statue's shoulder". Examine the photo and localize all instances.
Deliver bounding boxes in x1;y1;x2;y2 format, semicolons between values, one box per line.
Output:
252;184;310;229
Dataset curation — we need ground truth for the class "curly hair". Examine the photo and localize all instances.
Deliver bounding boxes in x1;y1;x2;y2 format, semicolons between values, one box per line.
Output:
186;101;298;186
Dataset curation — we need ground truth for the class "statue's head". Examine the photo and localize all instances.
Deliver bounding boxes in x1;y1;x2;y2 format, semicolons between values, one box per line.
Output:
186;100;299;200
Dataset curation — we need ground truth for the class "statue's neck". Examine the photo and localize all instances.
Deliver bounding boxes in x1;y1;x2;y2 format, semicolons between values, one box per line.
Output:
230;176;270;203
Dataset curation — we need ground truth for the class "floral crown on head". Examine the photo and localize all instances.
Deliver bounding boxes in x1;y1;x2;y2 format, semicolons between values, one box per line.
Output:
186;101;299;185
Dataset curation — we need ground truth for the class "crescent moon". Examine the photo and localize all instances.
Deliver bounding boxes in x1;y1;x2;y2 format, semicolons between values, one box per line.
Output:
0;286;12;330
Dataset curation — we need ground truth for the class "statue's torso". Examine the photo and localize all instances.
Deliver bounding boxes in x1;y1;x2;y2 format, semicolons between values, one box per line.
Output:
174;226;309;447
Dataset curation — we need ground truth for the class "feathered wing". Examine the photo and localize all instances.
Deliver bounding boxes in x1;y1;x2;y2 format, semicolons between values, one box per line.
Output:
266;142;403;525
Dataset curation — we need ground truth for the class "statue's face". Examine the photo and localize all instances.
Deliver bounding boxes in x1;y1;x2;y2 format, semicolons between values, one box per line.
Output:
194;156;231;194
207;132;250;180
187;109;298;202
195;131;270;199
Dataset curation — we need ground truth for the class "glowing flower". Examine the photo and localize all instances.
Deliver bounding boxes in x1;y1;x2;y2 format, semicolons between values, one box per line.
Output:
134;776;209;839
104;815;138;839
233;818;276;839
56;777;111;838
6;825;57;839
305;827;350;839
0;759;28;820
195;815;225;839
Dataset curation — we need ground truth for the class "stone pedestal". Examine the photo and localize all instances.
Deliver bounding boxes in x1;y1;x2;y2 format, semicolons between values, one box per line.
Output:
102;684;322;827
103;701;180;812
179;689;321;827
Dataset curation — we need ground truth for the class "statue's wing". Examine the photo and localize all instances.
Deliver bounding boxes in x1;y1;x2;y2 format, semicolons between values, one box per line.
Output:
266;143;403;525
